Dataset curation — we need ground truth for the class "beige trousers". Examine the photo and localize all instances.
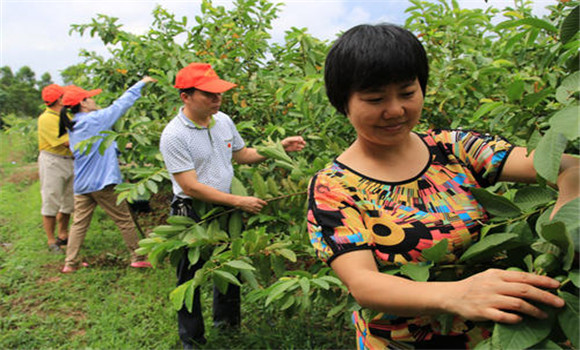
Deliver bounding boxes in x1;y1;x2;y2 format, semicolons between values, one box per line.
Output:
64;185;143;267
38;151;74;216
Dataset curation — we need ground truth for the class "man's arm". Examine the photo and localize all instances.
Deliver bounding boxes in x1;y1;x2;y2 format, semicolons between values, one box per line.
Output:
232;147;266;165
173;169;267;213
232;135;306;165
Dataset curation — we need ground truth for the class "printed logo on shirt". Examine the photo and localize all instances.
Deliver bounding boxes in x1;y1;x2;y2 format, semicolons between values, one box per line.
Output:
224;138;233;148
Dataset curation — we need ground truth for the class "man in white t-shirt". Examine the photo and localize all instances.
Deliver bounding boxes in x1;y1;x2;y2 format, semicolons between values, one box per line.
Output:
159;62;305;348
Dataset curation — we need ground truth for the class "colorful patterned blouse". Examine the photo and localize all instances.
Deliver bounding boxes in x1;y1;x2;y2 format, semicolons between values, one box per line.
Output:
307;129;513;349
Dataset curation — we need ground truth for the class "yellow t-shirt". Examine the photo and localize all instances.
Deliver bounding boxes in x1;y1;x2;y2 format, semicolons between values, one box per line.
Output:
37;109;73;156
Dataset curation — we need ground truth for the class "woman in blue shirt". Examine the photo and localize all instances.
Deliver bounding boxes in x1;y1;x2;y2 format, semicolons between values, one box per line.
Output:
59;76;156;273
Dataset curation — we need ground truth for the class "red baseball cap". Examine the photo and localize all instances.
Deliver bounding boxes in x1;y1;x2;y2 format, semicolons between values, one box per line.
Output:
62;85;102;107
41;84;66;105
174;63;237;93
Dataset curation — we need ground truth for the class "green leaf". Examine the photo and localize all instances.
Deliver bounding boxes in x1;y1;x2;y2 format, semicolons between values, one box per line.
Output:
277;248;297;262
167;215;196;226
524;254;534;273
492;305;555;350
213;270;242;287
513;186;556;211
555;72;580;103
496;18;557;33
319;275;343;286
568;270;579;288
527;129;543;154
436;313;454;336
98;135;116;155
228;211;243;239
298;277;310;295
534;339;563;349
230;176;248;196
279;295;295;310
470;188;522;218
551;197;580;232
145;180;158;194
265;280;296;306
549;105;580;141
459;233;521;263
473;338;492;350
153;225;187;237
252;171;268;198
472;102;503;121
327;302;346;318
225;260;255;271
214;272;229;295
184;278;195;313
421;239;448;263
523;88;553;108
506;79;524;102
558;291;579;348
535;206;554;234
240;269;260;290
169;281;190;311
137;182;146;195
560;5;579;44
531;241;562;257
187;248;200;267
534;130;568;183
206;219;221;240
400;263;430;282
507;220;534;243
311;278;330;289
540;221;574;270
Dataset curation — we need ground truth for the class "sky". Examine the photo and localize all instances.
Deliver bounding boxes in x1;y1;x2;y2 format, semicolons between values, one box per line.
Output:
0;0;555;85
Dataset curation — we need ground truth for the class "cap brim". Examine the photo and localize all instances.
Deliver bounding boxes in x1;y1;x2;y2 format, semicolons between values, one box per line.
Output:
196;80;237;93
87;89;102;98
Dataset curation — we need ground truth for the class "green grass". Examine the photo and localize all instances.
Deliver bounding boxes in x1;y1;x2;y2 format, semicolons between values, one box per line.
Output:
0;132;354;349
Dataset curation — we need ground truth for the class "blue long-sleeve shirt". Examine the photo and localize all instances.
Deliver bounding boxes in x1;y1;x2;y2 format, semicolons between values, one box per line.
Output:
69;81;145;195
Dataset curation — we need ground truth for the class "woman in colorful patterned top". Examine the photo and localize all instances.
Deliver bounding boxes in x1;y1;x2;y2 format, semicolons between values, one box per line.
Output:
306;24;579;349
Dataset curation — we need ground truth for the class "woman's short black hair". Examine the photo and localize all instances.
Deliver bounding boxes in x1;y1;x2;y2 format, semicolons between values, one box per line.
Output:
324;23;429;115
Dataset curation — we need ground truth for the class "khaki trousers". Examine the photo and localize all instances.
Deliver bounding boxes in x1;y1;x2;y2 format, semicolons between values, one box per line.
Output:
64;185;142;267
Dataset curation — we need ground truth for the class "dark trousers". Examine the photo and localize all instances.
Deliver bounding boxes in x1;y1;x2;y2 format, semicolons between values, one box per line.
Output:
171;197;241;345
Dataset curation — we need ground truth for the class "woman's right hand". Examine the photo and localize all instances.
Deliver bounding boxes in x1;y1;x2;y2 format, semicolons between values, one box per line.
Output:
446;268;565;324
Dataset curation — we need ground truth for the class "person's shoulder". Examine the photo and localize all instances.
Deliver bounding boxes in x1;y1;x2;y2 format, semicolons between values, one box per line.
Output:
213;111;233;123
160;118;182;143
310;161;343;182
38;108;54;120
423;128;471;142
161;114;183;131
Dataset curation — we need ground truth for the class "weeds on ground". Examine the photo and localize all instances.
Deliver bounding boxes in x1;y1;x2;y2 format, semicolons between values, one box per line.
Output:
0;132;354;349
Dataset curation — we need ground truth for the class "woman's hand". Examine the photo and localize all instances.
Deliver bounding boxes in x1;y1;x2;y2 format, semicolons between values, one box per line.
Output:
447;269;565;324
281;136;306;152
141;76;158;84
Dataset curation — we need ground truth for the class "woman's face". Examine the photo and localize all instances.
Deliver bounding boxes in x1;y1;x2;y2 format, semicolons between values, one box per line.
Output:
346;78;424;148
81;97;99;112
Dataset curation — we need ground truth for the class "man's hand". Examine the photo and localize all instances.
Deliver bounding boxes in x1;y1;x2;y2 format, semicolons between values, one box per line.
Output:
281;136;306;152
235;196;268;214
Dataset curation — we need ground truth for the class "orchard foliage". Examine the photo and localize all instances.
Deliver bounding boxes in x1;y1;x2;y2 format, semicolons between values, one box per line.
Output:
70;0;579;348
0;65;54;122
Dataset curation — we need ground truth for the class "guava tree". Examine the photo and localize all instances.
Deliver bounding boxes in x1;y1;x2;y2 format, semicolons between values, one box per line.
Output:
70;0;578;348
